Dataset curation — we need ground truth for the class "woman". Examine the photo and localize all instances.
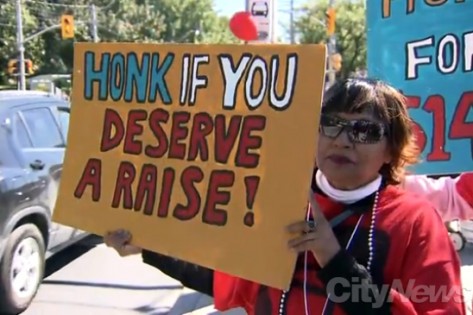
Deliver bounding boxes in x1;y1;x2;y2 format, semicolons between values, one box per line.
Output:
402;172;473;221
104;78;466;314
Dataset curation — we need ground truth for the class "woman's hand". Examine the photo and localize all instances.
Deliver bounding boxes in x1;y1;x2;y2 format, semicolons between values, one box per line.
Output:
103;229;142;257
286;192;341;267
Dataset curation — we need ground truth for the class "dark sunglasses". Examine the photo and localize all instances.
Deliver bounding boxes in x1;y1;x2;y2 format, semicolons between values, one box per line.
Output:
319;114;388;144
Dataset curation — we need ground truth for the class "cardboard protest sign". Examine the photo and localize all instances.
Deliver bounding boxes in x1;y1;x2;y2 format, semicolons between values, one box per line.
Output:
53;43;326;290
367;0;473;175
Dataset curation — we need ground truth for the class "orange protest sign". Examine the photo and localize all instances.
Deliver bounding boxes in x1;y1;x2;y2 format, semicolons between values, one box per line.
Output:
53;43;326;290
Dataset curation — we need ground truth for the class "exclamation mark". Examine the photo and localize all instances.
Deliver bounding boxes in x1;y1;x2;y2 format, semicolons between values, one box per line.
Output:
243;176;260;227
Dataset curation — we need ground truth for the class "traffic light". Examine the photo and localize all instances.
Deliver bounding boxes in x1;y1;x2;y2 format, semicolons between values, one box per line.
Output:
6;59;35;76
61;15;75;39
7;59;17;75
330;53;343;72
326;8;336;36
25;59;34;75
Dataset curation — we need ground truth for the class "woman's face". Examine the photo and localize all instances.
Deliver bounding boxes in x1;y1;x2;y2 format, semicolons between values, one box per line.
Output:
316;111;392;190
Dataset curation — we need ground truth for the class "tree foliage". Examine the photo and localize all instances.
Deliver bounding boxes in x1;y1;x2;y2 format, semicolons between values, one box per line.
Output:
0;0;237;84
295;0;366;78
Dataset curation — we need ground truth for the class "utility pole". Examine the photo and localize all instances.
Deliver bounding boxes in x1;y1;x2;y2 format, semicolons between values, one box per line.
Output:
15;0;26;90
89;3;99;42
327;0;337;87
271;0;277;43
144;0;149;19
289;0;295;44
244;0;249;45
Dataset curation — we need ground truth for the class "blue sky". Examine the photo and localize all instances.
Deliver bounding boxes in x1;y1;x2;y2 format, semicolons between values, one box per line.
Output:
213;0;246;15
213;0;309;42
213;0;307;16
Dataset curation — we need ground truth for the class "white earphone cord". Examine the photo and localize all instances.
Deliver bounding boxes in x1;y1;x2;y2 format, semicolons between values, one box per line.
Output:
302;204;365;315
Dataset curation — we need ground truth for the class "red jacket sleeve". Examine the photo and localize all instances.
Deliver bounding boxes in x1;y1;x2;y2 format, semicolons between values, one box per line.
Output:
402;173;473;221
456;172;473;208
389;207;466;314
213;271;260;313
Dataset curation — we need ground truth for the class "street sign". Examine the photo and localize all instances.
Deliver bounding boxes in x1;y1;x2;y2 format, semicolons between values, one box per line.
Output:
247;0;275;43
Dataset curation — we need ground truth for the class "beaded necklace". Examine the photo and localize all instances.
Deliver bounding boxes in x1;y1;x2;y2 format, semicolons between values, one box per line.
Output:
278;191;380;315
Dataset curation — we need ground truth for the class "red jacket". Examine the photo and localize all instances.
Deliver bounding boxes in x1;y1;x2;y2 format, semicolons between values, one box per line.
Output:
213;185;466;314
402;172;473;221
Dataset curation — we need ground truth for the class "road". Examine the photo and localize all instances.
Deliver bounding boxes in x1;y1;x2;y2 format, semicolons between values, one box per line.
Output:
24;236;473;315
461;245;473;315
24;236;210;315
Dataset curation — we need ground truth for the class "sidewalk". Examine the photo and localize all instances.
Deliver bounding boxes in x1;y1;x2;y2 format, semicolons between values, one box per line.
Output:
29;238;472;315
167;288;244;315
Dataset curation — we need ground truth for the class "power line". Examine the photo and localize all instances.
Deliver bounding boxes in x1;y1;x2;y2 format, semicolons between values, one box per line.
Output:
24;0;89;9
23;0;116;10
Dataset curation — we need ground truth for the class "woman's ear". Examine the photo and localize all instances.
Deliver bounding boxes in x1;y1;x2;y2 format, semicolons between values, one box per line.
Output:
383;147;393;164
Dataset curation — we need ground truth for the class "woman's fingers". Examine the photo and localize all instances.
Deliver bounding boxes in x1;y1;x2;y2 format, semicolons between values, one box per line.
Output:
103;229;131;249
290;239;318;253
286;220;317;234
308;189;325;222
116;244;142;257
103;229;142;256
288;232;318;248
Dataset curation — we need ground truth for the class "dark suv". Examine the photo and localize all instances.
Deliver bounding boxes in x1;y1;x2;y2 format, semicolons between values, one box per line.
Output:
0;90;86;314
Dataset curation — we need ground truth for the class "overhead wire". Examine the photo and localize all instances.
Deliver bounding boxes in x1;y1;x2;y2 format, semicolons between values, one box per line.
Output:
23;0;116;10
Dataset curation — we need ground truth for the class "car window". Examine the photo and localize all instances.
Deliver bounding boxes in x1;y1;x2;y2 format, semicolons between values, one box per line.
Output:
13;113;33;148
56;108;70;141
21;108;64;148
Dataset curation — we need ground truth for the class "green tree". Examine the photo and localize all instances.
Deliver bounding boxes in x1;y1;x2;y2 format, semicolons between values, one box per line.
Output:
295;0;366;78
0;1;46;84
138;0;237;44
0;0;236;83
38;0;168;73
96;0;166;42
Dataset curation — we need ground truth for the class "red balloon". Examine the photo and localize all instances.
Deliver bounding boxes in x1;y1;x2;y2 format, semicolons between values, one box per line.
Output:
229;11;258;41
